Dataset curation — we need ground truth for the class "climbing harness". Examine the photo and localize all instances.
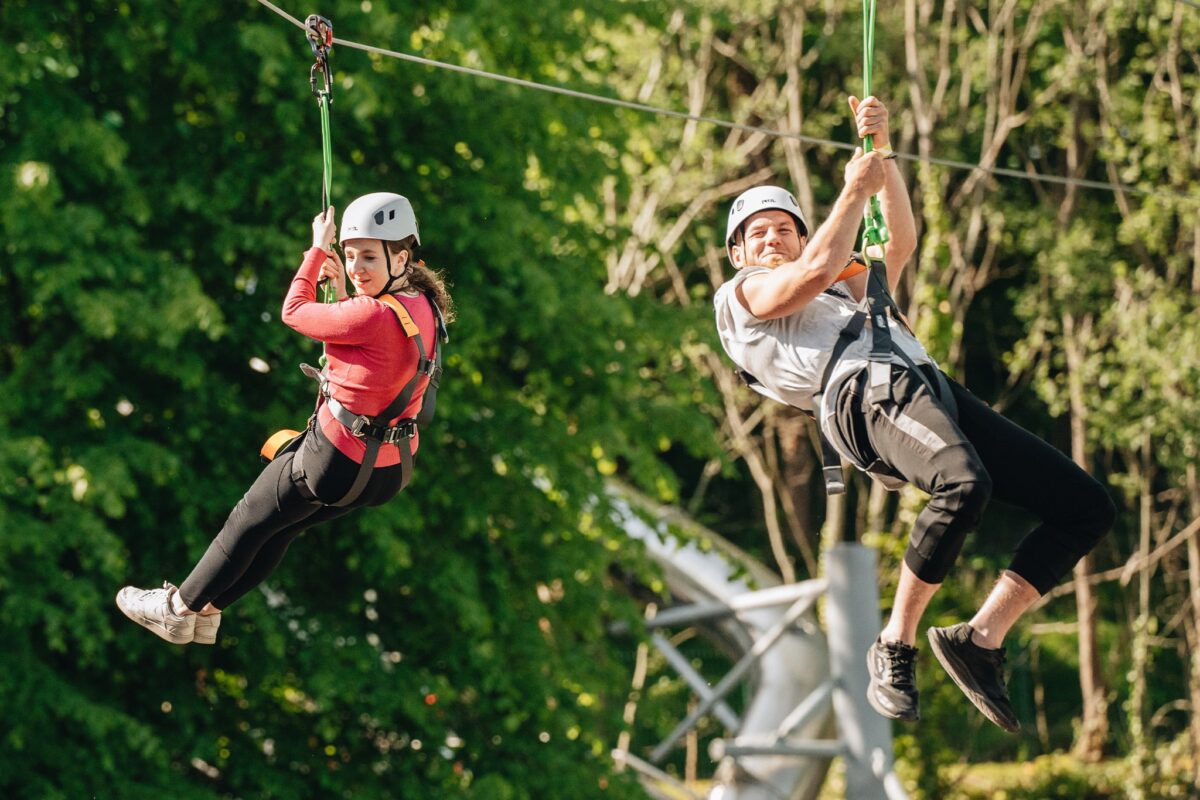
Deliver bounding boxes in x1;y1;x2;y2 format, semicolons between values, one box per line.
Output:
261;291;448;503
809;262;956;494
290;293;447;505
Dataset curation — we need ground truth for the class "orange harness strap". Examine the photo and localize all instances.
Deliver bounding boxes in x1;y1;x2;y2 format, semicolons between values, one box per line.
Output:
376;294;421;338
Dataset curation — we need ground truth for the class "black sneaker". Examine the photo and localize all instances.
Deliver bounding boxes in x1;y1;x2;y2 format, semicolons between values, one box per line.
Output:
866;638;920;721
927;623;1020;733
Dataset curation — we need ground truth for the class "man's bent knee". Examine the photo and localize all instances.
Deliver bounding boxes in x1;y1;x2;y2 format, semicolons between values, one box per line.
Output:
929;444;993;527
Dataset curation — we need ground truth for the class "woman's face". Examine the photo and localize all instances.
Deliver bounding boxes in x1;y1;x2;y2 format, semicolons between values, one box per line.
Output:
342;238;407;297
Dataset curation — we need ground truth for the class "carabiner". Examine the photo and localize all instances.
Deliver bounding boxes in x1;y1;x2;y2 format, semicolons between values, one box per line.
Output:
310;59;333;100
863;196;890;246
304;15;334;101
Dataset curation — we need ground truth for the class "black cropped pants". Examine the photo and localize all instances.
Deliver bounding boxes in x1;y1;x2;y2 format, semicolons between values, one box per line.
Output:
832;365;1115;594
178;423;406;611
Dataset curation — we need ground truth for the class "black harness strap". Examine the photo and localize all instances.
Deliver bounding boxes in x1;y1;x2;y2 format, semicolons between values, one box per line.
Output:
864;260;896;406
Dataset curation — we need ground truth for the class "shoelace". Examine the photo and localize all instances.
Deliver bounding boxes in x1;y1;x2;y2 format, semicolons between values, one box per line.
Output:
881;645;917;689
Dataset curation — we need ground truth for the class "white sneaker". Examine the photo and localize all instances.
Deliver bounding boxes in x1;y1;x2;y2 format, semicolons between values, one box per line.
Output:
193;612;221;645
116;581;195;644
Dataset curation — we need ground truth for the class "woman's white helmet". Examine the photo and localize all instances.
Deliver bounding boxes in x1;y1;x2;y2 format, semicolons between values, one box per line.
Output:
339;192;420;245
725;186;808;264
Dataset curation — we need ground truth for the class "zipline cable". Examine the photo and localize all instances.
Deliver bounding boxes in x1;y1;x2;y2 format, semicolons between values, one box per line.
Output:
254;0;1192;202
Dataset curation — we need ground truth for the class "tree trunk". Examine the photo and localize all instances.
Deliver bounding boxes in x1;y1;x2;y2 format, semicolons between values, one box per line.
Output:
1063;314;1109;761
1071;553;1107;761
1127;445;1153;796
1187;465;1200;788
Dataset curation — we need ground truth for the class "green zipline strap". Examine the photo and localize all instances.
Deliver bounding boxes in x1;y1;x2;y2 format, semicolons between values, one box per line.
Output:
317;91;336;306
860;0;889;252
319;93;333;213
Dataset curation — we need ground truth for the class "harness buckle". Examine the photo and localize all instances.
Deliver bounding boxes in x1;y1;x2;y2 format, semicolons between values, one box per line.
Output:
822;465;847;495
349;415;371;438
383;421;417;444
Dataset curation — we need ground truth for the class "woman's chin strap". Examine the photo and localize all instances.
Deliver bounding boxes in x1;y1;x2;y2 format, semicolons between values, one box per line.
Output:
374;242;409;298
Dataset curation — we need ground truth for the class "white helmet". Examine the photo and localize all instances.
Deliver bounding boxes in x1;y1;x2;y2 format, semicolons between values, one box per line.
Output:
725;186;808;264
339;192;420;245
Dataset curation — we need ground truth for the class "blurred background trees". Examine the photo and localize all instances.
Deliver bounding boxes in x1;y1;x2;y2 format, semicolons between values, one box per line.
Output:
1;0;1197;797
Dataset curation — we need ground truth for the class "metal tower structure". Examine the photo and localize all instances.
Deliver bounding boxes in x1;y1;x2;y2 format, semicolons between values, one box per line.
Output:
608;482;908;800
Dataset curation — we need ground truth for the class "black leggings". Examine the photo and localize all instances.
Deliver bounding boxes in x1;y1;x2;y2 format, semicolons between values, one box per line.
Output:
178;424;406;611
834;365;1115;594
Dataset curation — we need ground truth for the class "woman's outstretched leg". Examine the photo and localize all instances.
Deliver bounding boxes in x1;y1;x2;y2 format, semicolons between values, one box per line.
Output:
116;447;322;644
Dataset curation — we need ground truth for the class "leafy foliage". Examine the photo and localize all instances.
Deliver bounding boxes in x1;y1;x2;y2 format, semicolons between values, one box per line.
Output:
4;0;1200;798
0;1;716;797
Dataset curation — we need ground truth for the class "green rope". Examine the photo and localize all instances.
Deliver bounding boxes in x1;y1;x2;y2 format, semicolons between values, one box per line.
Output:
318;91;335;306
860;0;889;251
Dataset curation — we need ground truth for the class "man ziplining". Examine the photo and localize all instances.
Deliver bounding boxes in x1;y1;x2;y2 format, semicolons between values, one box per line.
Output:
711;92;1116;732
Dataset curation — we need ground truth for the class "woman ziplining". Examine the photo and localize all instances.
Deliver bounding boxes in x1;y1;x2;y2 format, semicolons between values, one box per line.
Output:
116;18;452;646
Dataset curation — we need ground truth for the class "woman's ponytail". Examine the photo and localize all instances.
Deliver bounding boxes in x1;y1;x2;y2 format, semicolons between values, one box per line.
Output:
385;236;456;324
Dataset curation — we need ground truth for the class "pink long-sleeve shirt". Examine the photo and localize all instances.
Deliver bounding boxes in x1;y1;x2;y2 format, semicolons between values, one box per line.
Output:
282;247;437;466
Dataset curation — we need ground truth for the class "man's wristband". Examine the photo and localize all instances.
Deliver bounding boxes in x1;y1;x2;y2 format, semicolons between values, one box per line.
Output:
874;145;898;160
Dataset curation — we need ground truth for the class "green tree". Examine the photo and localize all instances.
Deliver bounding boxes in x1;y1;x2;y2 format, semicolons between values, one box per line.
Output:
0;1;719;797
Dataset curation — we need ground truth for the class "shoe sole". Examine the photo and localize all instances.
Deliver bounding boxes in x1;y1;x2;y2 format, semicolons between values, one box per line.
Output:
927;628;1020;733
865;648;919;722
115;590;194;645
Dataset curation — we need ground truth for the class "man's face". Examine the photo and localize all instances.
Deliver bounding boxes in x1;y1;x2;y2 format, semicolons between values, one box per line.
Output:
732;210;806;269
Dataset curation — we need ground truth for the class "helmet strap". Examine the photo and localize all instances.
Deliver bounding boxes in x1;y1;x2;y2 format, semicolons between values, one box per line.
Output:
375;242;410;298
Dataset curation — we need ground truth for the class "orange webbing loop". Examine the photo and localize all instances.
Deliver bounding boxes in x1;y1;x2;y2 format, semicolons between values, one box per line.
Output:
835;252;870;283
260;429;302;463
835;259;869;282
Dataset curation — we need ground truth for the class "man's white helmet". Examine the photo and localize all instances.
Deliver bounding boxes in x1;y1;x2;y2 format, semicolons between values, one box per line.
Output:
339;192;420;245
725;186;808;264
